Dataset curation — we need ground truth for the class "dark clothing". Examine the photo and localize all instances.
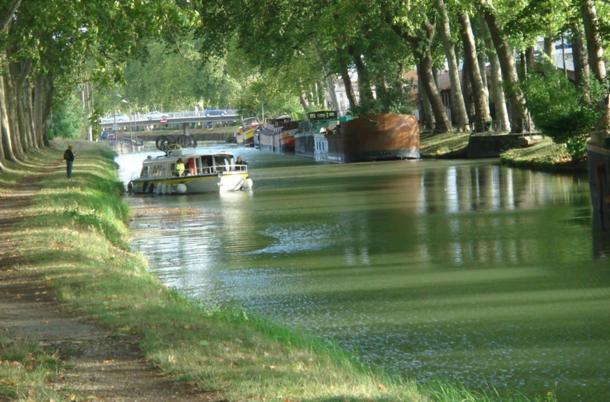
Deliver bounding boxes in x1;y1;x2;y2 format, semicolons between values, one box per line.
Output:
64;149;75;178
63;149;74;162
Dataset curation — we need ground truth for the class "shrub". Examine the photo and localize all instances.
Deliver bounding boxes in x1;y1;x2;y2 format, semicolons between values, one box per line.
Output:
522;64;604;160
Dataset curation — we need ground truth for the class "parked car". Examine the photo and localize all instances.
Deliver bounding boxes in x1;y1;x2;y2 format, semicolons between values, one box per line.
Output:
146;111;167;120
100;114;129;124
205;109;226;117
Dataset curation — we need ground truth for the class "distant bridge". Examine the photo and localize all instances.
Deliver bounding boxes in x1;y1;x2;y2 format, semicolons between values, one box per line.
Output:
100;113;242;131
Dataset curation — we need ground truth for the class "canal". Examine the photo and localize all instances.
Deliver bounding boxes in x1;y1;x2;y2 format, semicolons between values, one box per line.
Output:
117;146;610;401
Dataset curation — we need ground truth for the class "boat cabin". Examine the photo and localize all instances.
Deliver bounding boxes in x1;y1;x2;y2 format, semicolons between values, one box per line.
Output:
139;150;245;179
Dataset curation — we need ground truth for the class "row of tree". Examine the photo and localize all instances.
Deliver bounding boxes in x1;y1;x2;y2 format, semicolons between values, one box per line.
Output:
0;0;194;169
0;0;608;169
195;0;608;141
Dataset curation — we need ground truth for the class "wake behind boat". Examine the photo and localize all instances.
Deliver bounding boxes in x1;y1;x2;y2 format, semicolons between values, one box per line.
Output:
128;147;253;195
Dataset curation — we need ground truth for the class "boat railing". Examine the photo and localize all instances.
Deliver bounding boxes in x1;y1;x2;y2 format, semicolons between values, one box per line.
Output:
190;164;248;176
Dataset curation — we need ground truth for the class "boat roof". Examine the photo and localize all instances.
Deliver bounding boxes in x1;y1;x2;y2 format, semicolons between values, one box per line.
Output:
144;149;234;163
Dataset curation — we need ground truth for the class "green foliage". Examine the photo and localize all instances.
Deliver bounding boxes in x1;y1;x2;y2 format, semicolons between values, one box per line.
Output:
48;93;87;139
119;40;240;111
522;65;604;160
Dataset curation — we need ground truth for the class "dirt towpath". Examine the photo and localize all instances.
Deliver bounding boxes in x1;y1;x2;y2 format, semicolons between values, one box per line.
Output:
0;167;222;401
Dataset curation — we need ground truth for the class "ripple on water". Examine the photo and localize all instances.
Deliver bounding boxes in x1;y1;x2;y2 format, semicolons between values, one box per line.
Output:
248;223;344;255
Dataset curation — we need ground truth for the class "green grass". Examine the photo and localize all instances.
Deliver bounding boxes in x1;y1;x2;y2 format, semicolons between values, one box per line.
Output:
0;139;556;401
0;332;68;401
420;132;470;158
500;137;587;173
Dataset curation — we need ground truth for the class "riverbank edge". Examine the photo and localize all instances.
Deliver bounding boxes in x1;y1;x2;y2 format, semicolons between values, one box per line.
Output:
420;132;586;173
1;140;548;401
499;138;587;173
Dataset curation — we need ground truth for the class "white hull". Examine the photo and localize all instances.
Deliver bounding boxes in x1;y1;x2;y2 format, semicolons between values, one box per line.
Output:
128;148;253;195
129;172;252;195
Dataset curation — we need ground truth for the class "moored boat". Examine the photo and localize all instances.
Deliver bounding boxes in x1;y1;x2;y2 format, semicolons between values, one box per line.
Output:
325;114;420;163
235;119;258;146
259;116;297;153
128;148;253;195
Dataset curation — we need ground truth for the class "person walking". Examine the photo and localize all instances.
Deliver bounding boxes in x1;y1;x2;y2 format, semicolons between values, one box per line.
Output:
63;145;75;178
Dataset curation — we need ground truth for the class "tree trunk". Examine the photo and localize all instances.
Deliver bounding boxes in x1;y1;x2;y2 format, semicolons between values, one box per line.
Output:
5;70;24;159
0;72;18;162
478;44;488;90
314;41;339;112
348;45;374;107
458;12;491;132
42;76;52;146
525;46;535;72
1;0;22;32
479;1;529;133
580;0;608;141
461;53;475;123
435;0;469;131
571;23;590;97
580;0;606;83
560;33;568;77
479;15;510;132
375;76;389;110
543;36;555;63
0;73;8;165
418;56;452;133
336;48;357;111
299;93;309;112
417;66;435;130
21;78;37;149
11;62;32;153
517;51;526;81
386;14;450;131
324;74;339;111
31;74;52;147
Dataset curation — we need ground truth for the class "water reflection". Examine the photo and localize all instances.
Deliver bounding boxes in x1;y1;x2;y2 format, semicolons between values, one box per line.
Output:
122;152;610;400
593;230;610;260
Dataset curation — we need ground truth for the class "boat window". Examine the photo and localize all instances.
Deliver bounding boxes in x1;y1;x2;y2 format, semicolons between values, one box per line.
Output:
140;166;149;178
214;156;229;171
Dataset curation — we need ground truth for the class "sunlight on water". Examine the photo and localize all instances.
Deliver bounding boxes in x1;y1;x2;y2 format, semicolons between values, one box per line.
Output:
120;146;610;401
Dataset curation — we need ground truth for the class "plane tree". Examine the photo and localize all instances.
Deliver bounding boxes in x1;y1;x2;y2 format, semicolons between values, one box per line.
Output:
0;0;194;168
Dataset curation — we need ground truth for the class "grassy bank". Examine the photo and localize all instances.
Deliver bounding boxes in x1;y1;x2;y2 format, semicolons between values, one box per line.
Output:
420;132;470;158
1;140;550;401
420;131;586;173
500;137;587;173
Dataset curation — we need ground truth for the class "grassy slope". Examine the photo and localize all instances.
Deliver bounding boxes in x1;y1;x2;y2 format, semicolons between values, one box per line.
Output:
419;132;470;158
0;140;550;402
500;137;587;173
420;131;585;173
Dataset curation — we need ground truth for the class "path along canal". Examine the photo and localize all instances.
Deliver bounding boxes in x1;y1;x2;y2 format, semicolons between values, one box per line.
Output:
117;146;610;401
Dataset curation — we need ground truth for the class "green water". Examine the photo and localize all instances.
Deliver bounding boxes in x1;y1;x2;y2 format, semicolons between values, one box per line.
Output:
121;148;610;401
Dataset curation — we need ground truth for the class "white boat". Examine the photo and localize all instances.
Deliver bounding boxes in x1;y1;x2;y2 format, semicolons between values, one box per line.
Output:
128;148;253;195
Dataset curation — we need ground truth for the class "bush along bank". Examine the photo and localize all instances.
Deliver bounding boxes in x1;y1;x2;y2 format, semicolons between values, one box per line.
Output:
2;140;554;402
